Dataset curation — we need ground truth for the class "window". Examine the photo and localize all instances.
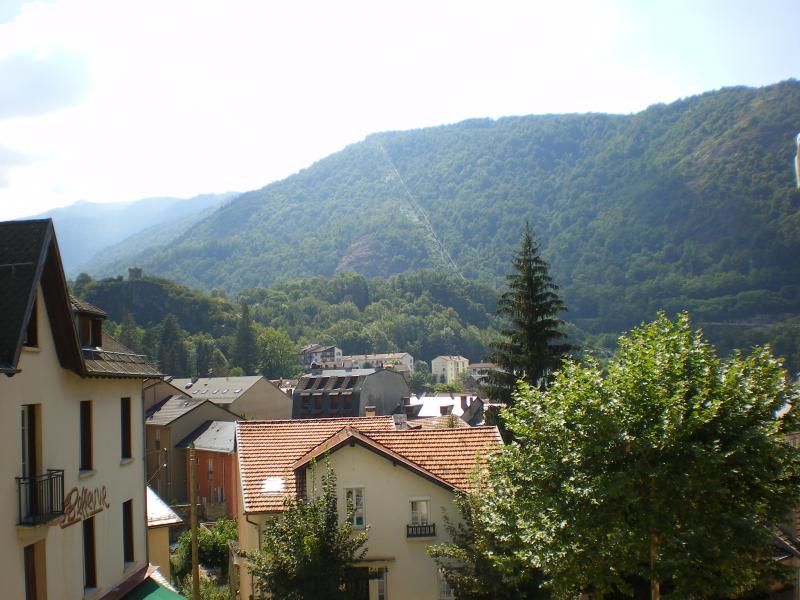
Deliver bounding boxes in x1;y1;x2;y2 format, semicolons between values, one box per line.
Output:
80;401;92;471
207;457;214;482
24;297;37;347
120;397;132;459
122;499;134;563
83;516;97;589
410;499;430;525
376;568;387;600
345;488;365;528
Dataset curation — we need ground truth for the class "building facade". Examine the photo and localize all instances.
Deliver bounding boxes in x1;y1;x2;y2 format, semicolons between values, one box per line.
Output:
0;219;162;599
235;417;502;600
431;355;469;384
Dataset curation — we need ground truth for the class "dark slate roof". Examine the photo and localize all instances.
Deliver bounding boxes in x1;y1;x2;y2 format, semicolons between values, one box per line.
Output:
83;334;162;378
0;219;83;375
176;420;236;453
145;395;208;426
70;296;107;318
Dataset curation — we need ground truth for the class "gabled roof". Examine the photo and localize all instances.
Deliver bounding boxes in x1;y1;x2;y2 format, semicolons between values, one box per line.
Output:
0;219;83;375
236;416;397;513
146;487;182;528
146;395;237;426
70;296;107;318
292;427;455;490
236;417;502;514
407;415;470;429
170;376;264;403
176;420;236;453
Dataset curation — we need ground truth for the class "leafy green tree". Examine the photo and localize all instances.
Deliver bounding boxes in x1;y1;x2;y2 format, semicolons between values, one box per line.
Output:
409;360;432;395
258;327;299;379
174;518;238;582
231;302;258;375
428;491;550;599
489;312;800;599
485;223;571;405
246;463;368;599
192;333;217;377
116;310;143;353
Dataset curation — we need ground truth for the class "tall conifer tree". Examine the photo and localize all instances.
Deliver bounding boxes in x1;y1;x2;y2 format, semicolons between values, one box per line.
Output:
232;302;258;375
485;223;571;405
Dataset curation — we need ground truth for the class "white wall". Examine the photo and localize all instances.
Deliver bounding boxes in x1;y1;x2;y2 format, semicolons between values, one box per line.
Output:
0;286;149;599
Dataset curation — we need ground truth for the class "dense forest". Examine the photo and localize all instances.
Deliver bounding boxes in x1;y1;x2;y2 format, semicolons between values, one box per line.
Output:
82;81;800;371
73;271;508;379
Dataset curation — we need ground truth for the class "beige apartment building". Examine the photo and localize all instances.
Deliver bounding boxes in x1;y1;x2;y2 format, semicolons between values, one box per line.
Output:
431;355;469;384
0;219;164;599
234;416;502;599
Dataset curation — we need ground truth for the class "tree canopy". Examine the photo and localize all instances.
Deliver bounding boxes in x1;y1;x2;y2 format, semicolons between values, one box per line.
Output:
487;313;800;599
485;223;571;404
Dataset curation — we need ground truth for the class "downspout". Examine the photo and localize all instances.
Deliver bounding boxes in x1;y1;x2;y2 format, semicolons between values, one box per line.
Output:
245;513;262;599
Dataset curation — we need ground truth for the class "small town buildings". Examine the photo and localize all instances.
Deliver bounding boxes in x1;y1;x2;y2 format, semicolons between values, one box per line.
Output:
0;219;165;599
146;396;239;503
234;416;503;600
291;368;410;419
431;355;469;384
146;487;182;577
299;344;342;369
170;376;290;420
468;361;499;384
176;420;238;518
340;352;414;372
407;393;485;425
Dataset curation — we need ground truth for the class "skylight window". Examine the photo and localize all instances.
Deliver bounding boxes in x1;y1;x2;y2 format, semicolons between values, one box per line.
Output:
261;477;285;493
234;389;242;394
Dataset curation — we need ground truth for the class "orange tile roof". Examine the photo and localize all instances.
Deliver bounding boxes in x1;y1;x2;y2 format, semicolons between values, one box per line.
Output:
366;427;502;492
236;417;502;514
236;416;397;513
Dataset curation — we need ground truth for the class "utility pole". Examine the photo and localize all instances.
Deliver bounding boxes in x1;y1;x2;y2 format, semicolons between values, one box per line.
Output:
189;444;200;600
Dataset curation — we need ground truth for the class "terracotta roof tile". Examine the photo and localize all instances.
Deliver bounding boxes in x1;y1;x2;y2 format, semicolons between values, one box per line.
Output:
236;417;502;514
237;416;399;513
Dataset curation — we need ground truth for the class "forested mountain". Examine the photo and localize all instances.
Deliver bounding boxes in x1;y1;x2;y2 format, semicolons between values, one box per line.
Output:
25;192;237;274
80;81;800;369
73;271;503;378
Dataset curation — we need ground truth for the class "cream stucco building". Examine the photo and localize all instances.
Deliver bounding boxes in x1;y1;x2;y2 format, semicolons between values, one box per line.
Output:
234;416;502;600
0;220;167;599
431;356;469;385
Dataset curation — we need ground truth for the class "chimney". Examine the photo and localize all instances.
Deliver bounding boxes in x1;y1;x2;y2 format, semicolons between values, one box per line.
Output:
401;396;410;406
440;405;453;416
365;406;376;417
461;395;469;412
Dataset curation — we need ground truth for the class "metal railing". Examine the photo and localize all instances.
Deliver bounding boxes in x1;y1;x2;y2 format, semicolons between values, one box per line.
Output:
16;469;65;525
406;523;436;537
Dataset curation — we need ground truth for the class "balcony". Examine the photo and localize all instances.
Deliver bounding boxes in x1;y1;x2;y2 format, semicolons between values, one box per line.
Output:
16;469;65;525
406;523;436;538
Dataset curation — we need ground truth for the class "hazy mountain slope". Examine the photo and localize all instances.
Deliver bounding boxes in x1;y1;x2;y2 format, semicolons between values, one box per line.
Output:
104;81;800;347
26;192;237;274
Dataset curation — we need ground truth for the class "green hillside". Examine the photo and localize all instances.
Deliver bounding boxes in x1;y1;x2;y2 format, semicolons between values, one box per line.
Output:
89;81;800;369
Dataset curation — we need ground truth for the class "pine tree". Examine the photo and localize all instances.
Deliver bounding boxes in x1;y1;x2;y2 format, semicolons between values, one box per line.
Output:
232;302;258;375
485;223;571;405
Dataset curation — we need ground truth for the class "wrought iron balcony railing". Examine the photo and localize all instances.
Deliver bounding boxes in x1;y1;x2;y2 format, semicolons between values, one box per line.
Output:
406;523;436;538
16;469;65;525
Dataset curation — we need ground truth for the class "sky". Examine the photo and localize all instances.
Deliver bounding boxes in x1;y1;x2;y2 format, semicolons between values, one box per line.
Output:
0;0;798;221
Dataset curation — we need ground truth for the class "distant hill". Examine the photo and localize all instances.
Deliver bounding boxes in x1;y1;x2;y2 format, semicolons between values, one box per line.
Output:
24;192;238;274
81;81;800;368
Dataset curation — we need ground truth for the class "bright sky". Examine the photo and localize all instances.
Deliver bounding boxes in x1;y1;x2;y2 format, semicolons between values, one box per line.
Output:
0;0;798;220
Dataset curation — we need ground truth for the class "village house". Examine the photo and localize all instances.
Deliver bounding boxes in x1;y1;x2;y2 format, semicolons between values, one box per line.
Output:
170;375;290;420
0;219;170;599
406;392;485;425
431;355;469;384
176;420;238;518
299;343;342;369
145;395;238;504
234;415;502;599
467;361;499;384
291;368;410;419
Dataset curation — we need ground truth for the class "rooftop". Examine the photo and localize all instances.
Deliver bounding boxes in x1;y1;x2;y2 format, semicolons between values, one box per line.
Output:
171;376;263;403
176;420;236;453
145;395;207;426
146;487;182;528
237;416;501;514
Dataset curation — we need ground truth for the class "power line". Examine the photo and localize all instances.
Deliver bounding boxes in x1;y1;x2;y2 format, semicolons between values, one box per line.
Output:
375;141;464;280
